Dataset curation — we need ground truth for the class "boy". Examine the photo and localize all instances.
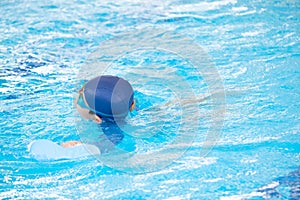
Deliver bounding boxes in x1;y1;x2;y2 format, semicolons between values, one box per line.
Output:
61;75;135;149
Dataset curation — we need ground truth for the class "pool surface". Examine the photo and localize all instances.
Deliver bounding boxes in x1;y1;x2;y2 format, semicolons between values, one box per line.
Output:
1;0;299;199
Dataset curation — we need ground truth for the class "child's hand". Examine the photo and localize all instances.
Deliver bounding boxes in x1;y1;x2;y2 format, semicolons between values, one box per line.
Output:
61;141;82;148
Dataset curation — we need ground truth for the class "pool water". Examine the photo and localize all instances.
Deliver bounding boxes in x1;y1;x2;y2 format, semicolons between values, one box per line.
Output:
1;0;299;199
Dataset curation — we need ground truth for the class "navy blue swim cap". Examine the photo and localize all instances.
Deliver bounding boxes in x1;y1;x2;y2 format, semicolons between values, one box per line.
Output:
83;75;134;120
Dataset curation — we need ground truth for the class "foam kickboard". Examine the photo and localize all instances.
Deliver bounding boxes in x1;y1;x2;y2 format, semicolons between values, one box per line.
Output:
28;139;100;161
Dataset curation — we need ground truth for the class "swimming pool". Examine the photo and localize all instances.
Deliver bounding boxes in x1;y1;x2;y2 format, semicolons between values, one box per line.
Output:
1;0;299;199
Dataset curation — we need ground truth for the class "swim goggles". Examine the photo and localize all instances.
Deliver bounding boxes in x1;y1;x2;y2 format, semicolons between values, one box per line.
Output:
75;86;100;122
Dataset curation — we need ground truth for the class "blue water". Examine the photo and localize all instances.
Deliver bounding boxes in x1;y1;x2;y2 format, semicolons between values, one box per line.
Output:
1;0;299;199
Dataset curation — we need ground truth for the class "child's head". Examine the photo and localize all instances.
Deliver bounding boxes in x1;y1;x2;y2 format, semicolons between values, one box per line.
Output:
76;75;134;122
